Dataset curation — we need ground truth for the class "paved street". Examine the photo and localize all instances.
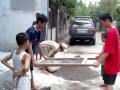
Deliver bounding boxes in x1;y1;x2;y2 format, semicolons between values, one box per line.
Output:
53;32;120;90
0;32;120;90
51;32;103;90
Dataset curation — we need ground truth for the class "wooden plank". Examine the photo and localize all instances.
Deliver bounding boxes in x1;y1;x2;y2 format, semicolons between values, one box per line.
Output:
35;57;96;67
85;60;95;65
81;57;88;64
87;58;96;60
46;58;84;60
35;63;95;66
65;52;100;54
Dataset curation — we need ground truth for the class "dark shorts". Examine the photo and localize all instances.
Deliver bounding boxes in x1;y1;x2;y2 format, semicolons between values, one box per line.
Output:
30;60;34;71
30;45;36;71
101;64;104;76
26;48;35;71
103;73;117;85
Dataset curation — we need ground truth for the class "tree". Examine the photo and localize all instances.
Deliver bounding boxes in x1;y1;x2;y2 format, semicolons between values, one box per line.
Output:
115;6;120;30
97;0;118;18
88;2;99;22
55;0;77;16
74;0;89;16
87;0;119;22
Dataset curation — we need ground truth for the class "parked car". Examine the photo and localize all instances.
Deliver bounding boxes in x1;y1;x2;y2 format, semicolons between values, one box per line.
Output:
69;16;96;45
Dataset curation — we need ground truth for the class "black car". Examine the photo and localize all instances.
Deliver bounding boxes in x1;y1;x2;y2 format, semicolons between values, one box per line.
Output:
69;16;96;45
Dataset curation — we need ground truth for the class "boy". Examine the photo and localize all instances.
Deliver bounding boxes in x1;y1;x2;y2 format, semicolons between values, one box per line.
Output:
94;13;120;90
1;33;31;90
96;31;107;87
32;13;47;60
26;13;48;89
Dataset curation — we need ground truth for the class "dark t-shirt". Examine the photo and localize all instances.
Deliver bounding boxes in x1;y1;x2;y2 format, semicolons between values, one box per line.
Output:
32;21;46;42
26;26;41;54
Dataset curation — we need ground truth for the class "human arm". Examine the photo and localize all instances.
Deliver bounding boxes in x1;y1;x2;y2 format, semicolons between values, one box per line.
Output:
38;42;48;59
27;43;35;63
94;52;109;67
96;52;103;59
1;53;15;71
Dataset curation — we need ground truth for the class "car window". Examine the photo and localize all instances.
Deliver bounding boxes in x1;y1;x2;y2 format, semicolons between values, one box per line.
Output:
72;20;94;28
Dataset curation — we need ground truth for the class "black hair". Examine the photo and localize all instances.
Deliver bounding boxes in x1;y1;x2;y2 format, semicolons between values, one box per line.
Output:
36;14;48;24
59;45;63;51
16;32;28;46
99;13;113;22
36;12;40;19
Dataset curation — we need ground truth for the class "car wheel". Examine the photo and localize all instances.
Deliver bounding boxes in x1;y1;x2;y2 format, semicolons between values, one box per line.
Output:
90;39;95;45
69;38;75;45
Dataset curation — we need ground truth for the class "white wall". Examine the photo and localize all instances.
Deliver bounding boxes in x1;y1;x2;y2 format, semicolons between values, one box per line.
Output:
0;0;48;51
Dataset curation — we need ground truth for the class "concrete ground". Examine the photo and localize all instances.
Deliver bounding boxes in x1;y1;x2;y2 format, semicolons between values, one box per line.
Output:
0;32;120;90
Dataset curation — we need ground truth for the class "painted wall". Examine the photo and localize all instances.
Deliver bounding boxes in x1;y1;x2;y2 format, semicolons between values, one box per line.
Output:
0;0;48;51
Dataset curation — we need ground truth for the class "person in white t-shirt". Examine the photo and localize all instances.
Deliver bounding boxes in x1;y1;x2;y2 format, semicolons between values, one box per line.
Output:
1;33;31;90
40;41;68;73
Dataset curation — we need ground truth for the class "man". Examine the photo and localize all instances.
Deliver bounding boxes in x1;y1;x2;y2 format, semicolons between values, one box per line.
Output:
26;13;48;89
37;40;68;73
94;13;120;90
32;13;46;42
33;13;47;59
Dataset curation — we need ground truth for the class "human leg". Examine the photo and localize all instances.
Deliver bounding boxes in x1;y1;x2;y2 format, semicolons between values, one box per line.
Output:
103;73;117;90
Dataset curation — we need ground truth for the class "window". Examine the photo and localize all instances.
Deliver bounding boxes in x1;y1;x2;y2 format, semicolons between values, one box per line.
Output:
11;0;36;11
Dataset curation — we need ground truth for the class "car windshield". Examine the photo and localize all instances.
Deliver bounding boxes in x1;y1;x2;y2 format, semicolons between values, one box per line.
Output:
72;20;93;28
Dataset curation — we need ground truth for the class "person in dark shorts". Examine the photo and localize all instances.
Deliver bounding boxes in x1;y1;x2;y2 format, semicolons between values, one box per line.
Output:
101;31;107;76
96;31;107;87
32;13;47;60
26;13;48;89
94;13;120;90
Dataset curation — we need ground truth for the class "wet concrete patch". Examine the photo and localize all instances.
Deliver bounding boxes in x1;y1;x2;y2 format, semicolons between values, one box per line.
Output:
53;66;99;81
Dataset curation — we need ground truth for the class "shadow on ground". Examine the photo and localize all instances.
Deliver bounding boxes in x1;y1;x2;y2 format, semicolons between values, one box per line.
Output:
0;71;13;90
69;40;95;46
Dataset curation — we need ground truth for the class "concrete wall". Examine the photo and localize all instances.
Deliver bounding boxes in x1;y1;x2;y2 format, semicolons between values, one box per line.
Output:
0;0;48;51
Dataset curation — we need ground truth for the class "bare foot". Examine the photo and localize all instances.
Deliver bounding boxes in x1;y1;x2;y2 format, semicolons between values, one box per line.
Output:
100;84;106;87
42;70;50;74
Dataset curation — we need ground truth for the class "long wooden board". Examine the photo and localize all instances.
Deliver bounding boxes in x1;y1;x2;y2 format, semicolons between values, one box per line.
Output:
35;57;96;67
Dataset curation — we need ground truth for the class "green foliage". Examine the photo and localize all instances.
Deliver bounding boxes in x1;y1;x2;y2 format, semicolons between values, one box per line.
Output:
74;0;89;16
55;0;77;16
88;0;119;22
114;6;120;20
98;0;118;18
55;0;120;23
117;21;120;30
113;6;120;30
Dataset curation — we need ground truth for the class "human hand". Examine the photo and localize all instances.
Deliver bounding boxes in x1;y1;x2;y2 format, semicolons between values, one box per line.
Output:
96;56;100;60
94;61;100;67
17;70;25;77
32;57;36;64
43;55;48;60
12;69;24;78
12;70;18;78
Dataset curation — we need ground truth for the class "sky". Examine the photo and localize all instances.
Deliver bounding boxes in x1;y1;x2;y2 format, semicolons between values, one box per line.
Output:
78;0;101;6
